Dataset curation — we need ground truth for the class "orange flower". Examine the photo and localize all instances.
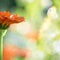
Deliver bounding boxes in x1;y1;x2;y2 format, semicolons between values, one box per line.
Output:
3;45;29;60
0;11;24;28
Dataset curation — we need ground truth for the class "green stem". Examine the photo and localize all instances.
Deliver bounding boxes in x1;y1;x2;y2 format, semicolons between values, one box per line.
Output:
0;29;7;60
0;30;3;60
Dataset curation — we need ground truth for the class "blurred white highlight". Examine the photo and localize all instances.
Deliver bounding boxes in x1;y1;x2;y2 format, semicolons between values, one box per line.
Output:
47;6;58;19
53;40;60;53
25;0;34;3
41;0;52;8
25;50;45;60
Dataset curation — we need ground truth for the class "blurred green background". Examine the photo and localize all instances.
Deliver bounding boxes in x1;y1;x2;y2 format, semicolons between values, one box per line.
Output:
1;0;60;60
0;0;16;11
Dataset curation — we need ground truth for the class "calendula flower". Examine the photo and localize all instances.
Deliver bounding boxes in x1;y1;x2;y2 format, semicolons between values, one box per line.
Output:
0;11;24;29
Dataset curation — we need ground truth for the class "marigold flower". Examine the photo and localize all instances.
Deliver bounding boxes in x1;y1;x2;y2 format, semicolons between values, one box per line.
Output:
0;11;24;29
